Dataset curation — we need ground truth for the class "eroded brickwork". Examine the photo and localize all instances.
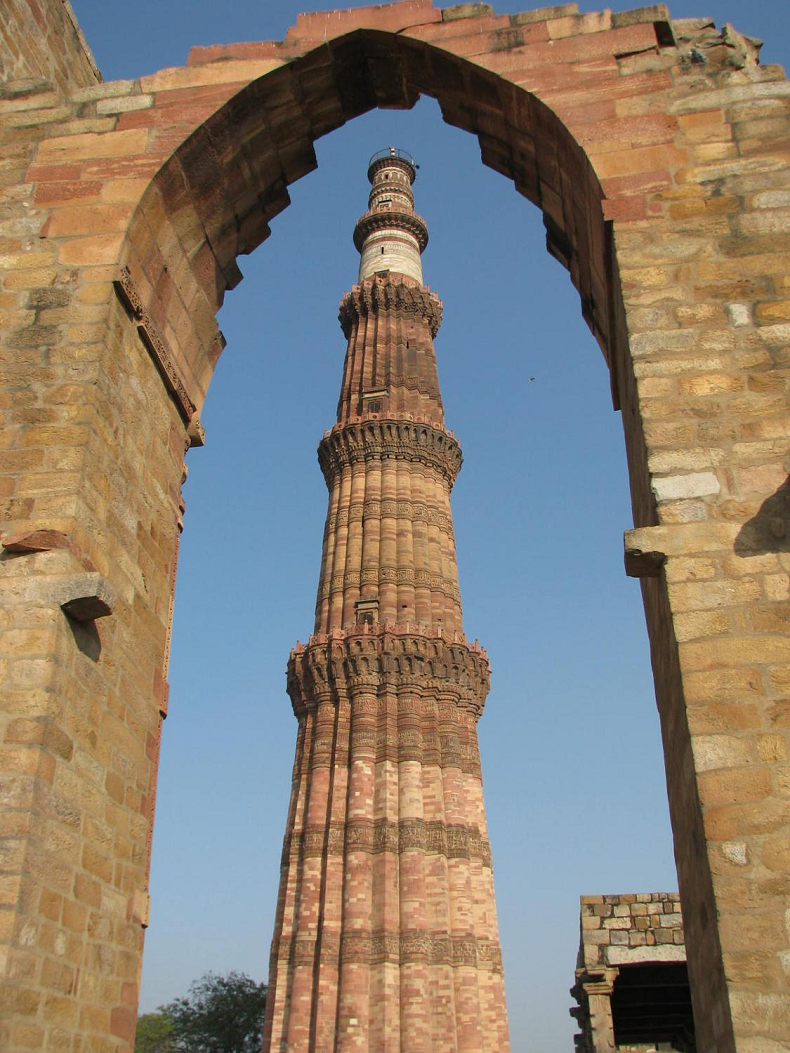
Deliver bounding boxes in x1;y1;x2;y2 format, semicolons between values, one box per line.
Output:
0;2;788;1050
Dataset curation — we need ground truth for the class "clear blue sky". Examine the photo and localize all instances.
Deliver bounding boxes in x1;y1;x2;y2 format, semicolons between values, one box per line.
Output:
70;3;788;1049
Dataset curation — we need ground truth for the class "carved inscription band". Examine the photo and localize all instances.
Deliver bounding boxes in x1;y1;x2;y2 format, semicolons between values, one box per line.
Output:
326;498;454;536
283;818;492;867
276;931;503;970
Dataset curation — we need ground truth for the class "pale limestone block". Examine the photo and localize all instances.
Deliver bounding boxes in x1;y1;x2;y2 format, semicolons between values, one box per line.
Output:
70;79;137;101
96;94;153;115
603;917;631;929
658;499;708;523
652;472;720;501
722;840;749;865
648;447;725;473
759;323;790;348
605;944;686;966
765;574;790;601
629;328;697;357
740;208;790;235
659;913;683;927
50;573;114;620
692;735;755;772
751;190;790;209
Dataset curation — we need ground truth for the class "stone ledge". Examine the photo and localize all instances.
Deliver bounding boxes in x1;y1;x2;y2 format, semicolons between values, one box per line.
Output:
605;943;686;966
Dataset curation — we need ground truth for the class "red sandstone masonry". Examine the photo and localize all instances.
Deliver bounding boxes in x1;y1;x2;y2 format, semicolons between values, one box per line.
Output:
1;2;789;1051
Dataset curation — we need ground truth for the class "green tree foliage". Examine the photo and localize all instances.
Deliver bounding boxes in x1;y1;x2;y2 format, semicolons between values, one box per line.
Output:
161;971;267;1053
134;1011;174;1053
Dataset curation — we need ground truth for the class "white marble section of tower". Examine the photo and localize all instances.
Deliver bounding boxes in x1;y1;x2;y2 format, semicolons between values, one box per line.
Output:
355;147;428;283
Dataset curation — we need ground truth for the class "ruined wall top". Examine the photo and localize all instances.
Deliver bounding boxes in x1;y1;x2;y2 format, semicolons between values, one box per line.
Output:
578;893;685;973
0;0;100;96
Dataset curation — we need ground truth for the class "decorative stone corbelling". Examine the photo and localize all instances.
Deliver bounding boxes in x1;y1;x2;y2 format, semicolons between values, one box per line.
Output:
353;208;429;253
287;624;489;719
339;276;443;337
318;418;463;488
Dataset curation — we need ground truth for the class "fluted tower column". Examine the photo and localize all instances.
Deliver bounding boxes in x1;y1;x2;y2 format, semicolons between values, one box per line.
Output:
262;149;510;1053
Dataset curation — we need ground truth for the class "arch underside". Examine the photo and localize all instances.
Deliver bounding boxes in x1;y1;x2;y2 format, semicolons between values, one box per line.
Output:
132;29;618;422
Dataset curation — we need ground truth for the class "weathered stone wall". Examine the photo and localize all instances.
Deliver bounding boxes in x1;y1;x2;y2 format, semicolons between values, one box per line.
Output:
572;893;690;1052
580;893;686;972
0;0;99;96
0;2;788;1051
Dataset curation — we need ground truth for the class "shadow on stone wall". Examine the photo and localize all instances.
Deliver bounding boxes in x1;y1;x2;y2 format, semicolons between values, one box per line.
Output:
66;615;102;662
734;477;790;556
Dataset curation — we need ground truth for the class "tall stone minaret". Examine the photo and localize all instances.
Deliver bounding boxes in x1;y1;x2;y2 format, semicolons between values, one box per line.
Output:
262;148;510;1053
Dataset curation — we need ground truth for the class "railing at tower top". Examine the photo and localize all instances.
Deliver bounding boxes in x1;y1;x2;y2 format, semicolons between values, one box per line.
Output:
367;146;419;180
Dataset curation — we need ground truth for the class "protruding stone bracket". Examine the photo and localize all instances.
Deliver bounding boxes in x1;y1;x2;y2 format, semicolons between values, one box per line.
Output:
625;527;668;578
128;889;151;929
59;574;115;621
624;522;740;577
187;416;206;448
624;547;666;578
2;528;97;569
1;531;115;620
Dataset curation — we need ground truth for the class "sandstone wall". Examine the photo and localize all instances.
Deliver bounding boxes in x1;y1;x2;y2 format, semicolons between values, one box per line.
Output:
0;0;100;96
0;3;788;1051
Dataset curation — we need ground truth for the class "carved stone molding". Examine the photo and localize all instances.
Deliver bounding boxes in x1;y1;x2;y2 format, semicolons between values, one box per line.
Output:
339;275;442;337
352;209;429;254
114;266;196;424
327;499;454;535
318;418;463;489
275;929;502;970
287;625;489;719
282;817;492;867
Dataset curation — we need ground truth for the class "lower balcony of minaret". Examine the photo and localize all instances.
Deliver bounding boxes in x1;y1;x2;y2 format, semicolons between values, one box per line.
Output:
287;622;490;725
318;417;462;489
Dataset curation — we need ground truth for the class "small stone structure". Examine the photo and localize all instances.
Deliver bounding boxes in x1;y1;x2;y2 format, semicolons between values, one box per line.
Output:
571;894;695;1052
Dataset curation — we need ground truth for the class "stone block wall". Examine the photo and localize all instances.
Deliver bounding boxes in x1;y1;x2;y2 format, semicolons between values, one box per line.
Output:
572;894;692;1053
0;1;99;97
580;893;686;972
0;2;788;1051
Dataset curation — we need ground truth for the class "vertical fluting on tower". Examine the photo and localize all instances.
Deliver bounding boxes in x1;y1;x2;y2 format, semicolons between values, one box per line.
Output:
262;149;510;1053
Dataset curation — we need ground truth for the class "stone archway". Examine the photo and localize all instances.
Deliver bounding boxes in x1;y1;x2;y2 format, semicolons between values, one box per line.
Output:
0;2;788;1051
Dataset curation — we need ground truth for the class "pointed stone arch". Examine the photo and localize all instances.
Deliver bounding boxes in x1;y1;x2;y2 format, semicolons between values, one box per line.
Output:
0;3;788;1051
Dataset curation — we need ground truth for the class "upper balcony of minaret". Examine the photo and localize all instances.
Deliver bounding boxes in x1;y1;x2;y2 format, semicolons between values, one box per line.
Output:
354;147;429;284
